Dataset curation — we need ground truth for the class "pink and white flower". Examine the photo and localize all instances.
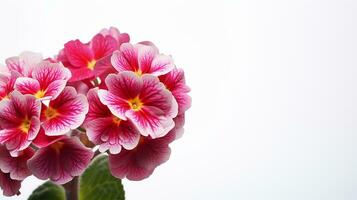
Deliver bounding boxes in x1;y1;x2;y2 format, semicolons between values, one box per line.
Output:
111;43;174;76
60;33;119;82
0;146;34;180
159;68;191;115
5;51;43;77
40;86;88;136
108;115;185;181
84;88;140;154
0;171;21;197
28;136;94;184
14;61;71;100
0;71;19;101
98;71;178;138
0;91;41;155
100;27;130;45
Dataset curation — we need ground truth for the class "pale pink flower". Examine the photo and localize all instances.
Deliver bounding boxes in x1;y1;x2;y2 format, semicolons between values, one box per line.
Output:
111;43;174;76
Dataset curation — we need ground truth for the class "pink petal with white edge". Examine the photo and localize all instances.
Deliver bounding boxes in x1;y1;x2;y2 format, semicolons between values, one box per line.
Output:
28;137;94;184
86;117;140;154
111;43;139;72
126;74;178;138
0;91;41;154
98;90;129;120
84;88;112;123
159;68;191;115
14;77;41;96
0;171;21;197
100;27;130;45
5;51;43;77
0;146;34;180
137;44;174;76
41;87;89;136
0;71;19;100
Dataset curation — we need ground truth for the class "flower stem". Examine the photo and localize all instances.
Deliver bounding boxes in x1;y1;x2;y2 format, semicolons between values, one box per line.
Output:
63;176;79;200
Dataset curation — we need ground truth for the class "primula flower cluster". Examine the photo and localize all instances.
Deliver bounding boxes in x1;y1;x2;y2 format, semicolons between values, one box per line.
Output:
0;27;191;196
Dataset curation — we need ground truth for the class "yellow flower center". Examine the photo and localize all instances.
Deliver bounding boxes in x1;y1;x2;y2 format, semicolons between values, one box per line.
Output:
34;90;46;99
87;60;97;70
45;107;59;120
19;118;31;134
134;70;142;77
128;96;143;111
112;117;121;126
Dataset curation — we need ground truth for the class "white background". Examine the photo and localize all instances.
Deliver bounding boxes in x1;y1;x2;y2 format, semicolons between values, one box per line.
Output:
1;0;357;199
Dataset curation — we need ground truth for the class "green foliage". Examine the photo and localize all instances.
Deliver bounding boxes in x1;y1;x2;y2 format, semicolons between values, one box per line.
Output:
28;181;65;200
79;155;125;200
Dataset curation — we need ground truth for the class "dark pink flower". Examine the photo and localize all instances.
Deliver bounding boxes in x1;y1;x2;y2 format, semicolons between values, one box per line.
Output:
111;43;174;76
0;71;19;101
61;34;118;82
40;86;88;136
0;171;21;197
0;146;34;180
14;61;71;100
98;72;178;138
84;88;140;154
5;51;43;77
28;136;94;184
159;68;191;115
0;91;41;156
108;115;184;181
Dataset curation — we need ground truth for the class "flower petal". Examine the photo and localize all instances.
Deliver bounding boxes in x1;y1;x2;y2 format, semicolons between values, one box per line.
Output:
159;68;191;115
14;77;41;96
108;133;173;181
90;34;118;59
0;146;34;180
86;117;140;154
64;40;94;68
28;137;94;184
111;43;139;72
0;171;21;197
41;87;89;136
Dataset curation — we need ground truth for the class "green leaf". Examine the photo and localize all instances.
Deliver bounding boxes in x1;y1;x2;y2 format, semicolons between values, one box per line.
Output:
28;181;66;200
79;155;125;200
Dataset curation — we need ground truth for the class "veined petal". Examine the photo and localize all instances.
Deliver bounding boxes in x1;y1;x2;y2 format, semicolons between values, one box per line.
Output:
28;137;94;184
0;171;21;197
108;133;173;181
32;128;64;148
126;108;175;138
105;72;143;100
64;40;94;68
5;51;43;77
84;88;112;123
111;43;139;72
159;68;191;115
86;117;140;154
98;89;129;120
0;92;41;154
150;54;175;76
90;34;118;59
0;146;34;180
41;87;89;136
14;77;41;96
